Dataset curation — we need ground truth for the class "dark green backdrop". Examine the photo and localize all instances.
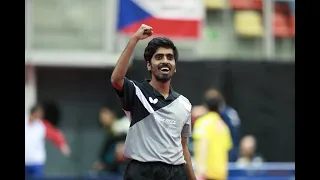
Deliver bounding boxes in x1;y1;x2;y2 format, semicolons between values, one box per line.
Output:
37;60;295;175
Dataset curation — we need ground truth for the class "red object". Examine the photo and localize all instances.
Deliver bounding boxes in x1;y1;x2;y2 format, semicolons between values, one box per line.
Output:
273;12;291;38
275;2;290;14
42;119;67;149
289;15;295;37
231;0;262;10
252;0;263;10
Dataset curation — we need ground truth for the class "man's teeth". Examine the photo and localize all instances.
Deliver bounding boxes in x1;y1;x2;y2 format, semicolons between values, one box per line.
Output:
161;67;169;71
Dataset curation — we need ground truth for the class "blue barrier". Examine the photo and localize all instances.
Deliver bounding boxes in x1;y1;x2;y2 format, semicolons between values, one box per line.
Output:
228;163;295;180
229;178;293;180
34;163;295;180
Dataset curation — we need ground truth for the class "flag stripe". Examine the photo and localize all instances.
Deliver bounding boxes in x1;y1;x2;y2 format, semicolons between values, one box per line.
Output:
119;17;200;38
117;0;152;30
132;0;204;20
117;0;203;38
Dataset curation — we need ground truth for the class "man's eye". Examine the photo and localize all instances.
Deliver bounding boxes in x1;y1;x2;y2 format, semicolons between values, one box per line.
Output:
167;56;173;60
155;56;162;60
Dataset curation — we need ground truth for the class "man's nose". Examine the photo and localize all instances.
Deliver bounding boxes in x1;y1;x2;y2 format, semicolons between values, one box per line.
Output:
161;56;169;63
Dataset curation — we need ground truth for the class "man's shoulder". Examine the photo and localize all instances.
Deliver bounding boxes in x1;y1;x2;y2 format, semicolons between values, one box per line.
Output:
223;106;241;126
174;91;191;104
174;91;192;112
123;78;146;91
223;106;238;115
195;115;214;129
196;112;222;127
124;77;142;85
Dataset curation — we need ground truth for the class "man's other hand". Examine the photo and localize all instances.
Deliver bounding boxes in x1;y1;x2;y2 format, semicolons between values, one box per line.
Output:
60;144;71;157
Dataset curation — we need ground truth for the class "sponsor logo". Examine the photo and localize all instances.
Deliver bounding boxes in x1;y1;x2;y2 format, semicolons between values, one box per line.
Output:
149;97;158;104
155;115;176;124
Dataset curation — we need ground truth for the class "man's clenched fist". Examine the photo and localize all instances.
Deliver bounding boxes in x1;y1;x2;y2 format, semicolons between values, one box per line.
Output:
132;24;153;41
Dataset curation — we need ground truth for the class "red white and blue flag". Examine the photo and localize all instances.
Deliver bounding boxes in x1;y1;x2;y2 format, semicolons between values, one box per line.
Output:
117;0;204;39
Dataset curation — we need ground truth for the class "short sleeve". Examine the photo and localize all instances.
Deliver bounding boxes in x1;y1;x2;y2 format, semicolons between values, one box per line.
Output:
226;108;241;127
113;77;136;111
181;113;192;137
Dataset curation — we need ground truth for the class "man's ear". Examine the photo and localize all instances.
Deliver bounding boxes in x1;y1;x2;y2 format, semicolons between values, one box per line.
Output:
147;61;151;71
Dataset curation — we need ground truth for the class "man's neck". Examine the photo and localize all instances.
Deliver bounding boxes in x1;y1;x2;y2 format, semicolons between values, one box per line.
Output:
29;116;37;123
29;114;41;121
149;78;171;98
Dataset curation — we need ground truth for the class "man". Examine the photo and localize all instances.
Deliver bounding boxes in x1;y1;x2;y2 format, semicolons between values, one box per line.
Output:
25;104;71;179
188;105;209;156
111;24;196;180
191;105;208;128
205;89;241;162
236;135;264;167
93;107;129;175
193;94;232;180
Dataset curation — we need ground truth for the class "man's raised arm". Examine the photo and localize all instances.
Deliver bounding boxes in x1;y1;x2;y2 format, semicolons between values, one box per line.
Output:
111;24;153;90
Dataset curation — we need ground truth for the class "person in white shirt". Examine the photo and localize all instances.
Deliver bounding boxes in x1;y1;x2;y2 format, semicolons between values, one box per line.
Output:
25;104;71;179
236;135;264;167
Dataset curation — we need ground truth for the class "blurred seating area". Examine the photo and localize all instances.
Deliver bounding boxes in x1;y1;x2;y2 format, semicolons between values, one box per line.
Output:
29;0;295;61
205;0;294;38
201;0;295;60
134;0;295;60
234;10;263;37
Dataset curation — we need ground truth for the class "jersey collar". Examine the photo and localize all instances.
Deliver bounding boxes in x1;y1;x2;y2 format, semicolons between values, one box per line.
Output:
142;79;178;101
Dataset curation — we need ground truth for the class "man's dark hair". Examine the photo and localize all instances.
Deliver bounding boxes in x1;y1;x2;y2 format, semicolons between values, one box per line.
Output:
30;104;44;114
144;37;179;63
100;102;124;118
204;97;222;113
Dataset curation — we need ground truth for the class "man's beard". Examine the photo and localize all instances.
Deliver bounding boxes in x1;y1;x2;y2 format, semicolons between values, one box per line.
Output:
150;64;173;83
154;73;171;83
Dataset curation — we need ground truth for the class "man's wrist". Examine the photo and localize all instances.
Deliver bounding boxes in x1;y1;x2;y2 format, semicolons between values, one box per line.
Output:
130;36;139;43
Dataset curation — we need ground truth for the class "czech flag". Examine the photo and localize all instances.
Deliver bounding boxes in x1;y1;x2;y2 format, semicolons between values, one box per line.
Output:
117;0;204;39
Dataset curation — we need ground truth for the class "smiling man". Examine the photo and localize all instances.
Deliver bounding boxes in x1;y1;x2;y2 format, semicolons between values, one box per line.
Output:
111;24;196;180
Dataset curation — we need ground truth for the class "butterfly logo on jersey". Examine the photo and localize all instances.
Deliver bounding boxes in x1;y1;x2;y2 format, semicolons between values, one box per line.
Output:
149;97;158;104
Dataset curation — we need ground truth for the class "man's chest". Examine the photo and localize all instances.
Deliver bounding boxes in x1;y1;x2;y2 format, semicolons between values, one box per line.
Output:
142;97;190;132
130;84;191;131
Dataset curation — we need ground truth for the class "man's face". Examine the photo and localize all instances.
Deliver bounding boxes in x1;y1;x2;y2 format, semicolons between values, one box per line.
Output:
99;108;115;127
240;136;256;157
33;108;44;120
148;47;176;83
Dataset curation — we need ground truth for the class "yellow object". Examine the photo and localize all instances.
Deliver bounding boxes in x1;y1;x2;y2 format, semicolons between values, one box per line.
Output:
234;11;263;37
193;112;233;180
205;0;227;10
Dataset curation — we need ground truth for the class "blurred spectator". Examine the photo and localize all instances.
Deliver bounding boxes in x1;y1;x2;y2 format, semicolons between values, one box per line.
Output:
205;88;241;162
236;135;264;167
25;104;71;179
193;94;232;180
191;105;209;127
188;105;209;156
92;107;130;176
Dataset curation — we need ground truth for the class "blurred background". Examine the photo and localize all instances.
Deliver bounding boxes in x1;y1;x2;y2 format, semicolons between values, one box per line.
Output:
25;0;295;179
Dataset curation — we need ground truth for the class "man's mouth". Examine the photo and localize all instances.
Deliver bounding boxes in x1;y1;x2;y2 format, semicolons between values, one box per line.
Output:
160;67;170;72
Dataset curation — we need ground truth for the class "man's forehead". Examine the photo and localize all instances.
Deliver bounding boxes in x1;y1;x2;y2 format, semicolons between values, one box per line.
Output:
155;47;174;55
